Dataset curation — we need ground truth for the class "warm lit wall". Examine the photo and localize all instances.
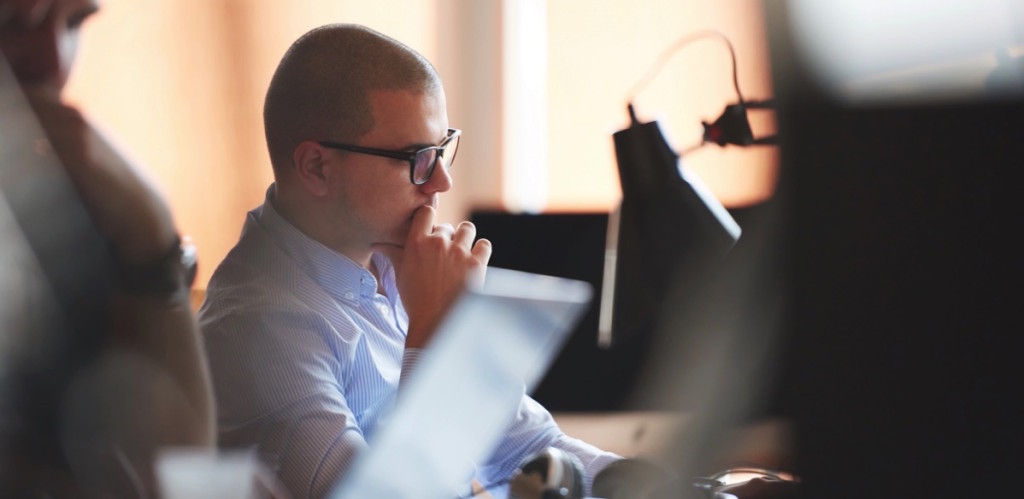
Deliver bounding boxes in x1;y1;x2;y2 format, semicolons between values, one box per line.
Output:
63;0;775;289
546;0;778;211
65;0;440;290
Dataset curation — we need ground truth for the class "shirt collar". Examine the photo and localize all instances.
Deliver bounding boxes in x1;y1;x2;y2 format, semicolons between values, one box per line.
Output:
254;184;397;303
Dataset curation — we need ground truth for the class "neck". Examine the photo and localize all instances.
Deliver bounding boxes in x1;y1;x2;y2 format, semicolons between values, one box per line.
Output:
270;183;373;268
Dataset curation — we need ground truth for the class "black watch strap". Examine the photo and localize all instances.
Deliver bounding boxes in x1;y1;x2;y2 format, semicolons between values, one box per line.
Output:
116;236;197;297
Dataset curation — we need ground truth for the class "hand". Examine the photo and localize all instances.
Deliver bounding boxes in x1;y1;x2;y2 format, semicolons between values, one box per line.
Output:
373;206;492;348
23;86;180;266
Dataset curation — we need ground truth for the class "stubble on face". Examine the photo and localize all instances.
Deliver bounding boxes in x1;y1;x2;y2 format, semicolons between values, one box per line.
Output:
354;87;449;248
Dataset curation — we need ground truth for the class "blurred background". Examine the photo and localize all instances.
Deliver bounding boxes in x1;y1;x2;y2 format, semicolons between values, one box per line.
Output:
61;0;778;291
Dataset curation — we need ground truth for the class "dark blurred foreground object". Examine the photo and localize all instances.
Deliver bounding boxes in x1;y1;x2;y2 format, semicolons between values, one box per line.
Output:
0;78;211;496
591;457;676;499
592;458;799;499
1;2;214;495
763;0;1024;497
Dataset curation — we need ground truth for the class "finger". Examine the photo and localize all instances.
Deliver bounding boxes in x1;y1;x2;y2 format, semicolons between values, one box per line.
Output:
432;222;455;239
452;221;476;249
409;205;437;238
467;238;492;288
471;238;493;266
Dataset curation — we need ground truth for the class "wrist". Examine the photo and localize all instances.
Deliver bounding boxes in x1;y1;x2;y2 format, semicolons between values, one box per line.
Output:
404;329;430;349
115;236;197;298
404;319;440;349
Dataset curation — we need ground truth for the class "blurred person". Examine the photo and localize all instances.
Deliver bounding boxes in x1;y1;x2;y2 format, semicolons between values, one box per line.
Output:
1;0;215;496
198;24;621;499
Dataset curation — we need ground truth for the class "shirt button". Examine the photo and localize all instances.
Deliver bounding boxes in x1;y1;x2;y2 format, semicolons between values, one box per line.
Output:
378;304;390;316
344;291;355;300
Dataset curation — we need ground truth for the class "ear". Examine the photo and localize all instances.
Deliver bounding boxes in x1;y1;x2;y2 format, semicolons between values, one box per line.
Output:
291;141;331;197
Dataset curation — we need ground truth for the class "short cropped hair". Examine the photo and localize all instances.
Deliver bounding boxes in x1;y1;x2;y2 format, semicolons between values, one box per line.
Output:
263;24;441;175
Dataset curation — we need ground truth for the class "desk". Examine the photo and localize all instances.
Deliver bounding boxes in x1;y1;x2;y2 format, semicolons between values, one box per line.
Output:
552;411;685;458
553;412;794;471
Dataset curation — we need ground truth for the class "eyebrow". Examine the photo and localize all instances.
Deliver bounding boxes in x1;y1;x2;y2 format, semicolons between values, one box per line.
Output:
403;131;451;151
398;143;431;152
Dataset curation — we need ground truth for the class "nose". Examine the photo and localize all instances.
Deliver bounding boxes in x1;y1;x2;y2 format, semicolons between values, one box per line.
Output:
419;157;453;194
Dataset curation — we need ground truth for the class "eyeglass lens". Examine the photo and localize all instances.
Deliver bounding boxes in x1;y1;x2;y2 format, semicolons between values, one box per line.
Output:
412;132;459;184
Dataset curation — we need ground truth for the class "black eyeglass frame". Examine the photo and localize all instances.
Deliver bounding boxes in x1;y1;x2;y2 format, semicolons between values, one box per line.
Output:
318;128;461;185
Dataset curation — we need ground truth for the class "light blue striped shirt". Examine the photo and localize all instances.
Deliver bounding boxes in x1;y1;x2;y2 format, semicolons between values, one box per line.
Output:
199;185;619;498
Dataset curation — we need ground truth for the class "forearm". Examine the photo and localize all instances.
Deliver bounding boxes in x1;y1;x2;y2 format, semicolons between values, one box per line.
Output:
482;396;622;496
108;290;215;447
58;289;214;498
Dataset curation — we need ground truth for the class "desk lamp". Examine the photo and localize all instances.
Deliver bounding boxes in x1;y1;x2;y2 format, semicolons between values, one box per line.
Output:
597;29;776;349
599;104;742;349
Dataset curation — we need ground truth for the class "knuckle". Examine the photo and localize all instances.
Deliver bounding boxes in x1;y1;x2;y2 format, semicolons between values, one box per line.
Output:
450;243;471;259
427;234;451;250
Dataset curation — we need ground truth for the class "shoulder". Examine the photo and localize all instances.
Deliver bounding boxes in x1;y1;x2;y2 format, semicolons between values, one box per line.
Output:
198;249;367;354
198;227;317;331
199;271;352;398
199;264;332;346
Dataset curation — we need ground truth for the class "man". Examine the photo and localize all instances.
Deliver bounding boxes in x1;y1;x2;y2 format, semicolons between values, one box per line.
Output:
1;0;215;496
200;23;620;498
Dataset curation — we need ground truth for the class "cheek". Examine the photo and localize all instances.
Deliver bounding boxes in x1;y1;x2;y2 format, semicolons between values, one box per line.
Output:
333;164;423;240
335;180;406;230
377;193;422;241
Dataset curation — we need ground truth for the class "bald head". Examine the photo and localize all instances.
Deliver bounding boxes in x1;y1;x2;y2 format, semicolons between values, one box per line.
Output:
263;24;442;176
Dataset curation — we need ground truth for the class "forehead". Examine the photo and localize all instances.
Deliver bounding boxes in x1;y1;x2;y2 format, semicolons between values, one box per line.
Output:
364;86;448;146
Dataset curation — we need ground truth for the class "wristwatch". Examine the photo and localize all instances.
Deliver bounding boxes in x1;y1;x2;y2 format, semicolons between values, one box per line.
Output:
116;236;197;297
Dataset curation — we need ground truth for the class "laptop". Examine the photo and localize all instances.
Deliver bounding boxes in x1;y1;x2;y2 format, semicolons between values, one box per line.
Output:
328;266;593;499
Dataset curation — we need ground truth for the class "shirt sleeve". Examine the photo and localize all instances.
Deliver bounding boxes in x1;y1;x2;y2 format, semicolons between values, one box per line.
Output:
477;394;622;497
202;305;367;499
399;347;424;388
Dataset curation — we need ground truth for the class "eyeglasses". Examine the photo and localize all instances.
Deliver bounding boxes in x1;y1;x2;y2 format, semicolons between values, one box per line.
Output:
318;128;461;185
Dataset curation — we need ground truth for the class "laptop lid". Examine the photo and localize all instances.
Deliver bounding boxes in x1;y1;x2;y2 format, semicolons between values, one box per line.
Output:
329;267;592;499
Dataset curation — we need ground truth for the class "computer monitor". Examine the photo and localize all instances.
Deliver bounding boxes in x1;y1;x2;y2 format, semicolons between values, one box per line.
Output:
762;0;1024;497
469;211;646;412
470;190;758;413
